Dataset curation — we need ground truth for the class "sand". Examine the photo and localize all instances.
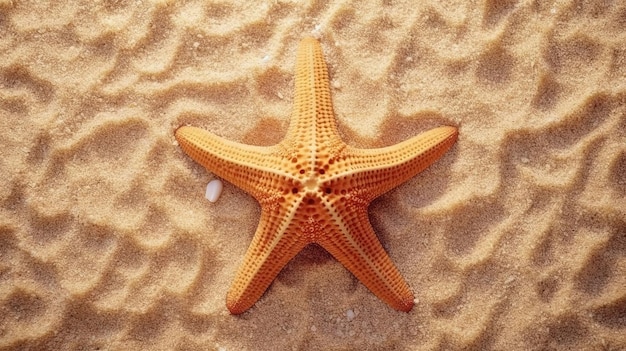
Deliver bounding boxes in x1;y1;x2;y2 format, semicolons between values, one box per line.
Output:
1;0;625;350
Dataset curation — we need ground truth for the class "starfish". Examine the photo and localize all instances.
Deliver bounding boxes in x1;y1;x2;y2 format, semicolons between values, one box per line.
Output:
175;37;458;314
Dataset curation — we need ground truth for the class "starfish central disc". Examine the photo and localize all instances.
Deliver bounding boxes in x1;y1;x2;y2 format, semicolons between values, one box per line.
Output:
175;37;458;314
304;177;318;191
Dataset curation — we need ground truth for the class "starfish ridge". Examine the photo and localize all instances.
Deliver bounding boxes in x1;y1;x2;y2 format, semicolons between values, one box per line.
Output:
175;37;458;314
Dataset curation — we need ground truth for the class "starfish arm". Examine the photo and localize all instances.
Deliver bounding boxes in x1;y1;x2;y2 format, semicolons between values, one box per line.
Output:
226;206;308;314
285;37;342;148
175;126;294;199
330;126;458;200
316;206;414;312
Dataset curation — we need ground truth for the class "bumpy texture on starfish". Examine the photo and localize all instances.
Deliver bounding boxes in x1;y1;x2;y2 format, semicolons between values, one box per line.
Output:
175;37;458;314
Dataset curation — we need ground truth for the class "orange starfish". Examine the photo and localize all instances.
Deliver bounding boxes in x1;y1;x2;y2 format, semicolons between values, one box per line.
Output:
175;37;458;314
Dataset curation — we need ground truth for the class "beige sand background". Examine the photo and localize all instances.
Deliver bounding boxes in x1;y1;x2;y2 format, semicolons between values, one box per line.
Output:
1;0;625;350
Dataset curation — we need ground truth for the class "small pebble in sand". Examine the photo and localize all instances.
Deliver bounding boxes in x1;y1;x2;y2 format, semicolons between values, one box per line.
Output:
346;309;356;321
311;24;322;39
205;179;224;203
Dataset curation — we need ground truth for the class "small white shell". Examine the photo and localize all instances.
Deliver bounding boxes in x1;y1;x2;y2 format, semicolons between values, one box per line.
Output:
346;309;356;321
205;179;223;203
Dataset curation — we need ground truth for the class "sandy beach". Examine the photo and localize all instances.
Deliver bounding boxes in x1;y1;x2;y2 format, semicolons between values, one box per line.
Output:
1;1;625;350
